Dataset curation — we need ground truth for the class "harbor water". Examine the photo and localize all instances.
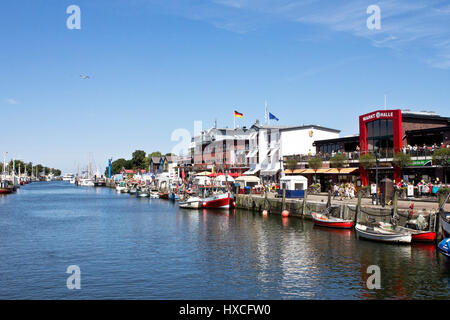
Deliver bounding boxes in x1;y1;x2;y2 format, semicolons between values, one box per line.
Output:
0;182;449;299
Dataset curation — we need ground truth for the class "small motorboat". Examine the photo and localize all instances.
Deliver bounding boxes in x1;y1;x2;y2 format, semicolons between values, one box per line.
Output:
311;212;354;229
150;192;160;199
440;211;450;239
355;223;412;244
136;187;149;198
178;196;203;209
438;238;450;258
377;221;436;243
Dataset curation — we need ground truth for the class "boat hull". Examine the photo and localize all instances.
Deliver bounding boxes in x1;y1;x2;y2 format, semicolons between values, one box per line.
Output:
355;224;412;244
0;188;14;194
202;193;235;209
311;212;354;229
438;238;450;257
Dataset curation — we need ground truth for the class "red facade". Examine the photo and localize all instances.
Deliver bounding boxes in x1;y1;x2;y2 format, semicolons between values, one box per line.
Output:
359;109;402;185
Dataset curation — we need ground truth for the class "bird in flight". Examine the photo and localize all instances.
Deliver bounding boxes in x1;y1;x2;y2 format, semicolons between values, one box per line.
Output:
80;74;90;79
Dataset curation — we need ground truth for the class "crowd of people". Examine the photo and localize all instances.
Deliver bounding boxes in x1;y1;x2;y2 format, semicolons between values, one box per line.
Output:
332;182;357;200
402;143;449;156
394;179;448;198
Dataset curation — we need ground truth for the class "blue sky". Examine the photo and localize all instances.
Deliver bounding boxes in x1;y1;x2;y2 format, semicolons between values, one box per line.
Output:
1;0;449;173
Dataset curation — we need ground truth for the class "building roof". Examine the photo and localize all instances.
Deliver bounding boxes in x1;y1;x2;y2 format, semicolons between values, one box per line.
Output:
150;157;161;164
313;135;360;145
401;110;450;122
251;122;340;133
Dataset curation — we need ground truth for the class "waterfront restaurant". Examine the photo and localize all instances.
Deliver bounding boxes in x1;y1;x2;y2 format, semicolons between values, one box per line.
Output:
311;109;450;186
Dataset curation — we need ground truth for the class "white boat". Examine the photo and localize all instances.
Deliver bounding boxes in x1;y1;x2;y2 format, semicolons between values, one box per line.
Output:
440;211;450;239
355;223;411;244
79;178;95;187
69;177;76;184
150;192;160;199
62;173;75;181
178;196;203;209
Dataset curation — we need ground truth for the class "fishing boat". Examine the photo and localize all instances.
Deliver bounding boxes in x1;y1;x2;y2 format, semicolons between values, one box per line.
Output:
0;180;16;194
201;192;235;209
377;221;436;243
438;238;450;258
178;196;203;209
311;212;354;229
355;223;412;244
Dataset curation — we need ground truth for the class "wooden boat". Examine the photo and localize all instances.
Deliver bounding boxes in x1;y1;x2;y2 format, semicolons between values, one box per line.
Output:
355;223;412;244
159;192;169;199
438;238;450;258
201;192;235;209
311;212;354;229
377;221;436;243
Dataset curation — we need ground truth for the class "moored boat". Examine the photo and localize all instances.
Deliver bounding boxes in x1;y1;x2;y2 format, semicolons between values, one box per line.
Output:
440;211;450;239
311;212;354;229
438;238;450;258
355;223;412;244
0;180;16;194
377;221;436;243
201;192;235;209
178;196;202;209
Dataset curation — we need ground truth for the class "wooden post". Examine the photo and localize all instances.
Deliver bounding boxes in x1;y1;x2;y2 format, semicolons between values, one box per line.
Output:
393;189;399;217
327;190;332;209
355;190;362;224
282;188;286;211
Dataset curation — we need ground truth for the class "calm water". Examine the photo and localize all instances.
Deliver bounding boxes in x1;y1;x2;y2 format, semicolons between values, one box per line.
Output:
0;182;449;300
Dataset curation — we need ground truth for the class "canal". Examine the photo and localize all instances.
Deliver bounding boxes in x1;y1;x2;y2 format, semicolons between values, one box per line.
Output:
0;182;449;299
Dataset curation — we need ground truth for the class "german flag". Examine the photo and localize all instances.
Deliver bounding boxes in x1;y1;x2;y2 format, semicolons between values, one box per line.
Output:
234;110;243;118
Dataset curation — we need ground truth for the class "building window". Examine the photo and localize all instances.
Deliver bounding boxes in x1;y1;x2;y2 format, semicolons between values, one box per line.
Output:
367;119;393;158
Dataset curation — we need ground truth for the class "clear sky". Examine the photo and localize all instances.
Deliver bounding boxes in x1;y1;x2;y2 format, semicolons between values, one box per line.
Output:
1;0;450;173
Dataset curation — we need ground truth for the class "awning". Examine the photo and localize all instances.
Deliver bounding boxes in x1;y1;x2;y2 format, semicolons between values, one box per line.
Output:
268;147;279;158
244;164;261;175
301;168;330;174
284;169;307;174
261;162;281;176
325;168;358;174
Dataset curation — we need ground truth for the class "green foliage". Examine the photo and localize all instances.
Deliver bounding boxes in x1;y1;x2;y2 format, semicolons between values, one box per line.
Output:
393;152;412;169
131;150;146;169
308;157;323;171
286;159;298;171
432;148;450;168
330;154;348;170
359;153;376;170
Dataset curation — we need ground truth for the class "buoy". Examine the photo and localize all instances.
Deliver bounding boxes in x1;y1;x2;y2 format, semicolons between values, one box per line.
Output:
262;210;268;216
282;210;289;217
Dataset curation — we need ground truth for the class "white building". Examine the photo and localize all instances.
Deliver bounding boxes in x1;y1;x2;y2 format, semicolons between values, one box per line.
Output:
245;122;340;181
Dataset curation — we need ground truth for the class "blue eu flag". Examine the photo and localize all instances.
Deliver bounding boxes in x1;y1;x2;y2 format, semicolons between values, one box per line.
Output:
269;112;279;121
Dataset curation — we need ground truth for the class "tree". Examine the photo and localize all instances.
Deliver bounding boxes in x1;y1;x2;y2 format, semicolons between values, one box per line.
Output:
149;151;162;158
308;157;323;183
432;148;450;184
393;152;412;180
359;153;376;184
330;154;348;181
108;158;130;176
286;159;298;171
131;150;146;169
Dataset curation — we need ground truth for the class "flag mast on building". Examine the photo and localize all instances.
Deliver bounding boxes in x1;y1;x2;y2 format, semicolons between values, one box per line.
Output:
234;110;243;129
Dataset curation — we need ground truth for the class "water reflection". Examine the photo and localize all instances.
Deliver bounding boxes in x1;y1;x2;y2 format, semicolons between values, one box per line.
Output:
0;182;449;299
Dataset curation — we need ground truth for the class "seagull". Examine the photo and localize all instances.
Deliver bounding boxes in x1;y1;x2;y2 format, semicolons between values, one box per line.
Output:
80;74;90;79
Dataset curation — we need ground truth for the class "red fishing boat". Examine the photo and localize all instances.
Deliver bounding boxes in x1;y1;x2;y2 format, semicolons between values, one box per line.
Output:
311;212;354;229
378;222;436;243
201;192;235;209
